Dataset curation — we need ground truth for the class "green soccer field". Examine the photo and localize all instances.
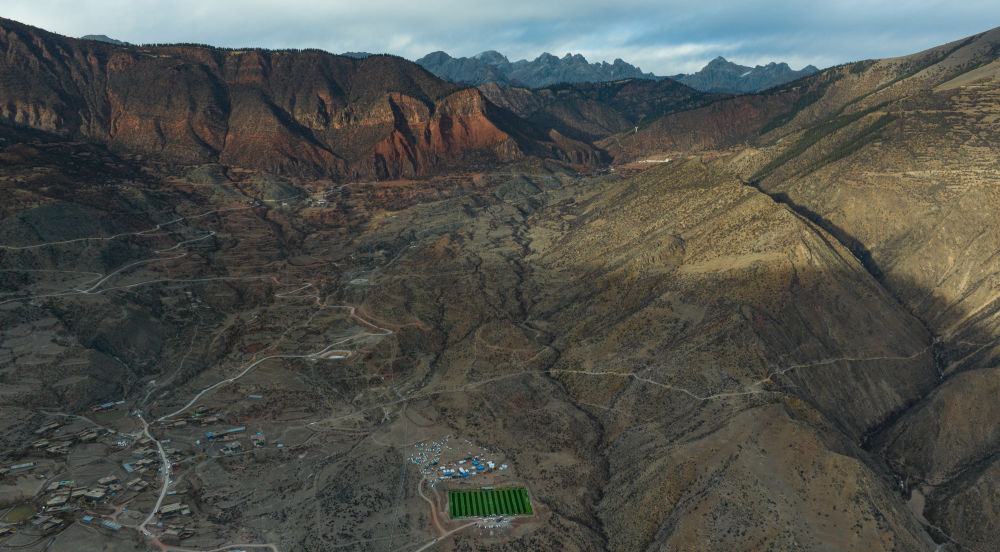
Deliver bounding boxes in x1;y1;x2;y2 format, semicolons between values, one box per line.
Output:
448;487;533;519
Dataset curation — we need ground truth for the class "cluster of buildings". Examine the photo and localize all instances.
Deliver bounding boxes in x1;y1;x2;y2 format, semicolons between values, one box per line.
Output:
408;436;508;486
156;404;224;428
27;422;101;457
0;419;170;542
39;472;142;510
304;197;331;207
1;422;122;483
0;515;64;539
29;514;64;534
0;403;272;544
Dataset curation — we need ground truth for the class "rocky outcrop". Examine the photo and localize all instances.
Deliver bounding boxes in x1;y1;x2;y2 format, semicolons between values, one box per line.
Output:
0;18;600;179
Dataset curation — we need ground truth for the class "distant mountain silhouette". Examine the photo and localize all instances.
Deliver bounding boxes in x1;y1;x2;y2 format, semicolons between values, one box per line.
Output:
674;56;818;93
81;34;128;45
417;50;657;88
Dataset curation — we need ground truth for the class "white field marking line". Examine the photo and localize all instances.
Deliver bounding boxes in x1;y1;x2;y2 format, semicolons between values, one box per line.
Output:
0;205;252;251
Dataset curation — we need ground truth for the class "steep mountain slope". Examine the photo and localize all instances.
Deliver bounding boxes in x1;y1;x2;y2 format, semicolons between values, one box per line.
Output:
606;24;1000;550
523;159;937;550
749;30;1000;550
478;79;721;142
417;50;656;88
0;18;598;179
676;56;818;93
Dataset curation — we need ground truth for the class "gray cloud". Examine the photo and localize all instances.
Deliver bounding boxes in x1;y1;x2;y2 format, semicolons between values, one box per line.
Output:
5;0;1000;74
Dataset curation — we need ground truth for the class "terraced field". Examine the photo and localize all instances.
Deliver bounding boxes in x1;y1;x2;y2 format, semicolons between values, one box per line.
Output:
448;487;533;519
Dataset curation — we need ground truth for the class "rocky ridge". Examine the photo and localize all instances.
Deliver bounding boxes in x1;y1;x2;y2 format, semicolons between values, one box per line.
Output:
416;50;657;88
0;18;600;179
675;56;819;94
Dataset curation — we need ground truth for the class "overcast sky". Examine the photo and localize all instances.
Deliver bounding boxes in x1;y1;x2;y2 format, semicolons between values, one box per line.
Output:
5;1;1000;74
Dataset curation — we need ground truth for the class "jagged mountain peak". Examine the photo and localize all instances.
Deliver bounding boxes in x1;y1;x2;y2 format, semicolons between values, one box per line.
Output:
677;56;818;93
418;49;656;88
473;50;509;65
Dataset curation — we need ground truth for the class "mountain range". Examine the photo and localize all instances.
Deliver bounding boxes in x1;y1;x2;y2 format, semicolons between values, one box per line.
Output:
1;14;1000;552
77;36;817;93
0;19;604;179
674;56;819;93
416;50;657;88
416;49;818;92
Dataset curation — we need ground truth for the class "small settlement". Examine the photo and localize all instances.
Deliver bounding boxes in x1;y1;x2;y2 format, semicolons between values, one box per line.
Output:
0;399;275;547
408;436;509;487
